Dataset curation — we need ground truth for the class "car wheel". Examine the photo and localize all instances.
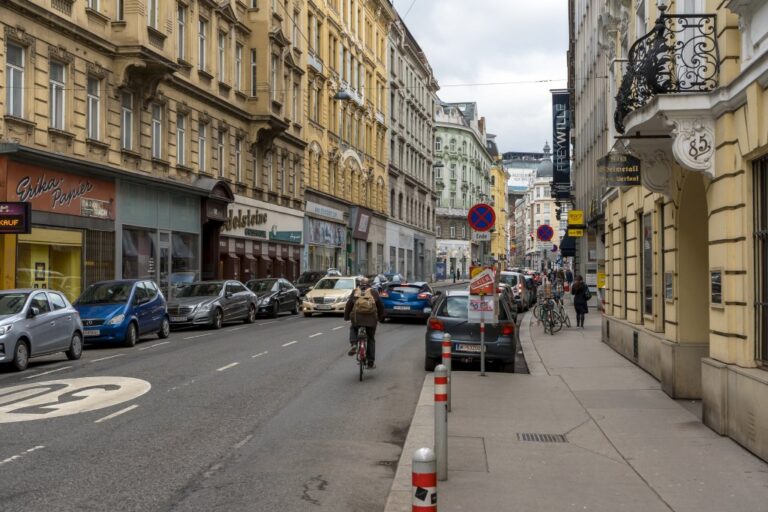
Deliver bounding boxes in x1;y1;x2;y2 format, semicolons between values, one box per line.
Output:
124;323;138;347
424;356;439;372
291;300;299;315
158;317;171;339
12;339;30;371
212;308;223;330
303;312;312;317
66;332;83;360
270;302;279;319
245;304;257;324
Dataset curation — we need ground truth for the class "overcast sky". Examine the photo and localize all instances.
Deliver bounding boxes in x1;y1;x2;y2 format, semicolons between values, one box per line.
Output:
391;0;568;154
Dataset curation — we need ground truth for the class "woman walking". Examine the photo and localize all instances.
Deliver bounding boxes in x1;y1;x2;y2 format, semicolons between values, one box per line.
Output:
571;275;589;327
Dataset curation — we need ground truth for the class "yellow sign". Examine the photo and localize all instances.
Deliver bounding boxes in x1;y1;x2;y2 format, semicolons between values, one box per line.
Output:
568;229;584;237
568;210;584;225
597;272;606;289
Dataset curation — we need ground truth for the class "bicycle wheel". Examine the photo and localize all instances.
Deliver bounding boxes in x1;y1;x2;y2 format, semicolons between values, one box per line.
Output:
533;303;543;321
542;309;554;335
550;311;564;333
562;309;571;328
357;340;366;381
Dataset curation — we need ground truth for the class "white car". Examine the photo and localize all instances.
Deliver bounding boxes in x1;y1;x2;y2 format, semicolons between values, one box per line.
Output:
302;276;360;316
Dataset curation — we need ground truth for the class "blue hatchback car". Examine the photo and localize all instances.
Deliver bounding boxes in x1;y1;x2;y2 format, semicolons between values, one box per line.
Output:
75;280;170;347
379;282;435;320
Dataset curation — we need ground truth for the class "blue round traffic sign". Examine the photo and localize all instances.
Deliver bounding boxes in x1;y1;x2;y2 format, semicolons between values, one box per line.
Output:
467;204;496;232
537;224;554;242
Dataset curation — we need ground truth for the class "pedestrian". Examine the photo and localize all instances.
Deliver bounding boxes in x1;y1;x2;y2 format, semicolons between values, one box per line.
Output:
565;268;573;285
451;267;456;284
571;275;590;328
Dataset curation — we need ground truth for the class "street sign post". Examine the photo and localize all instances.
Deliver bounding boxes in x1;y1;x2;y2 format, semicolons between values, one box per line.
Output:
467;204;496;232
468;266;497;376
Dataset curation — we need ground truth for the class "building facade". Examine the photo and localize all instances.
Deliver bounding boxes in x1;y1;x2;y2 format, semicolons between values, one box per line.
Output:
503;150;543;268
521;145;562;271
487;136;509;263
302;0;394;276
385;13;439;281
434;102;492;277
590;0;768;461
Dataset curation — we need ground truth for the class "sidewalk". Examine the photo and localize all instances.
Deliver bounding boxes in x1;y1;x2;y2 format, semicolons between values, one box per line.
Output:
430;279;469;288
384;304;768;512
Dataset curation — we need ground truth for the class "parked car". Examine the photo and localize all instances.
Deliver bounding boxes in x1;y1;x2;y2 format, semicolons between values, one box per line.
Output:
424;290;517;372
246;278;300;317
302;276;360;316
75;280;169;347
294;271;326;298
166;280;257;329
499;271;531;311
0;289;84;371
379;282;435;320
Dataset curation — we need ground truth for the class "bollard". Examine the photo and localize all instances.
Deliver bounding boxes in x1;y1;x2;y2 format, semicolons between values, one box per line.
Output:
434;364;448;481
412;447;437;511
441;333;452;412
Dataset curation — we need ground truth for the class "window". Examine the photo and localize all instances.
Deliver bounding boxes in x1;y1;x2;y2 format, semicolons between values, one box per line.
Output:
235;138;242;182
280;155;287;194
270;54;277;101
198;121;207;172
176;113;186;166
217;129;225;177
461;226;466;239
266;151;274;190
198;19;207;71
755;158;768;363
121;92;133;150
235;43;242;90
450;139;456;152
250;49;257;96
642;212;653;316
449;225;456;238
49;62;65;130
293;9;300;48
218;32;226;82
86;77;100;140
116;0;124;20
50;293;68;310
151;104;163;159
148;0;158;28
436;224;441;237
435;138;441;152
292;81;299;123
177;4;186;61
31;293;51;314
6;44;24;118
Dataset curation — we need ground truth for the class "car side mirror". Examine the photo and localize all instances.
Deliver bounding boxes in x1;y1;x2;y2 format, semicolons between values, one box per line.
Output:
225;292;233;299
28;307;40;318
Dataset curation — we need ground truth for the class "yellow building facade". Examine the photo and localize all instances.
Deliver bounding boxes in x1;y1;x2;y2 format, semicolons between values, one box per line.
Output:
599;0;768;461
302;0;394;274
490;162;509;262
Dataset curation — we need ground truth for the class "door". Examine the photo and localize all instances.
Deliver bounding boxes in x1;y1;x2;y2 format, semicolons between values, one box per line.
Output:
230;282;250;318
26;292;56;354
132;282;152;334
47;292;75;350
223;282;242;320
158;231;172;300
143;281;164;332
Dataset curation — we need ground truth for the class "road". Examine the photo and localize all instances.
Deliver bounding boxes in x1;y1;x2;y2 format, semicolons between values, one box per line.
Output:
0;284;480;512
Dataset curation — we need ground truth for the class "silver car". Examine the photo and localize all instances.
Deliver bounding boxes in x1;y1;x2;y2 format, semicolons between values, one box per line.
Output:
0;289;84;371
166;280;258;329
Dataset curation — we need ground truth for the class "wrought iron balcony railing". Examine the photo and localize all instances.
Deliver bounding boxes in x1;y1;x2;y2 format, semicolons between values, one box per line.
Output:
614;13;720;134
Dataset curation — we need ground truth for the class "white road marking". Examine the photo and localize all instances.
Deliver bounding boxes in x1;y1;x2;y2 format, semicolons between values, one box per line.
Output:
332;326;345;331
282;341;298;347
226;326;249;332
258;321;278;326
90;354;125;363
216;362;240;372
184;333;212;340
94;404;139;424
233;434;253;449
251;351;269;358
308;332;323;338
0;445;44;467
138;341;171;351
22;366;72;380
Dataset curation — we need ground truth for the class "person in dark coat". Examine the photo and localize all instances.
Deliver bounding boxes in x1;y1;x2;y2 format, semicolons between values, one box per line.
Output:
344;277;385;367
571;275;589;327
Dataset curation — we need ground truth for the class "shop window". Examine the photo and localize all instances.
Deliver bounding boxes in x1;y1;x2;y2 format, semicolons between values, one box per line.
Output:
122;227;156;280
85;230;115;289
172;232;199;285
642;212;653;317
754;158;768;364
17;228;83;303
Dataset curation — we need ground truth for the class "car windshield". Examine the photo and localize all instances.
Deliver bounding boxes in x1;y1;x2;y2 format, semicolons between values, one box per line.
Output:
248;280;277;293
296;273;321;284
314;279;355;290
176;283;223;297
390;286;422;294
499;274;519;286
78;283;133;304
0;293;29;315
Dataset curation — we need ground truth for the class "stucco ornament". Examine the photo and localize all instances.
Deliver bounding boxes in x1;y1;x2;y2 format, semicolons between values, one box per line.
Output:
666;115;715;178
636;148;673;196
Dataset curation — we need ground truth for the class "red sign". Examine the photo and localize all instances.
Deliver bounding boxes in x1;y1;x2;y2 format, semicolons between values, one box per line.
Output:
468;204;496;232
469;268;495;295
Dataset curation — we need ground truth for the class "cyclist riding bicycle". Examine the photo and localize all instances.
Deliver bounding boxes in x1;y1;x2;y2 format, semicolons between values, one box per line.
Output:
344;277;385;368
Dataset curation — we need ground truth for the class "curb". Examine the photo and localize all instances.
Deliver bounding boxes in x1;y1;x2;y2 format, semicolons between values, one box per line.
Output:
518;311;549;376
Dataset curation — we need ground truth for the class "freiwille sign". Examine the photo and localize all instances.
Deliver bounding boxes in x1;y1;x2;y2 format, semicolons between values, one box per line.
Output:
551;89;571;201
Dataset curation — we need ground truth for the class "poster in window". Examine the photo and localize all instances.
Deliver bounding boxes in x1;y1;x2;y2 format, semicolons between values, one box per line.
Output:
34;262;46;281
664;272;673;302
711;270;722;305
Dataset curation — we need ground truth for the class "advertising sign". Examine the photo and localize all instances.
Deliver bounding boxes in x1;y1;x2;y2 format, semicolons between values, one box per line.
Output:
597;272;606;289
598;150;641;187
469;268;495;295
568;229;584;237
551;89;571;200
222;195;304;244
568;210;584;225
0;202;31;234
468;296;497;324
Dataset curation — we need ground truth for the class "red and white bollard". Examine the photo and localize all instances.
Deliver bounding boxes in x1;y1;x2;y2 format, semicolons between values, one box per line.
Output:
412;447;437;511
434;364;448;481
441;333;452;412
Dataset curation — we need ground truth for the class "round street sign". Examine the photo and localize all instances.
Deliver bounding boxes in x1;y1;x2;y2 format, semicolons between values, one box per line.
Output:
552;244;558;252
468;204;496;232
537;224;554;242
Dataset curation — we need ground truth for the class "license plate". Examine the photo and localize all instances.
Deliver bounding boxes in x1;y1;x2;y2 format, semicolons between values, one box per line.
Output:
171;316;187;322
316;304;332;310
394;305;410;310
456;343;482;353
83;329;100;337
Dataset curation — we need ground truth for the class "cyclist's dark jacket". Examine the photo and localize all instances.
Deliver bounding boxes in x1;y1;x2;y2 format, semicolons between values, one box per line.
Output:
344;285;385;327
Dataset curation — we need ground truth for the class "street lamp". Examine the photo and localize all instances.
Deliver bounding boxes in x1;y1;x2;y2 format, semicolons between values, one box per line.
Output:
656;0;668;13
333;89;353;101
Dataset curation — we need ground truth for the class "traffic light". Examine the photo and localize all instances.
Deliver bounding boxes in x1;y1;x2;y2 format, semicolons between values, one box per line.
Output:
555;207;562;221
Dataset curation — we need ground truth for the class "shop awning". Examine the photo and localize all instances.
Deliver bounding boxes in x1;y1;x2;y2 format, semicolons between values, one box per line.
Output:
560;235;576;257
243;253;257;261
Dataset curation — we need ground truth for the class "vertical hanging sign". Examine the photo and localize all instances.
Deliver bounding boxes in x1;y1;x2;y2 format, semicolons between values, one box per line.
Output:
551;89;571;200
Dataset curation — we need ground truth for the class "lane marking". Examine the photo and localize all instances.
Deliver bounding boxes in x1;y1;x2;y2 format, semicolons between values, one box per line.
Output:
94;404;139;424
184;333;212;340
138;341;171;351
233;434;253;449
332;326;345;331
22;366;72;380
251;351;269;358
226;326;249;332
90;354;125;363
282;341;298;347
216;362;240;372
258;321;278;326
0;445;45;467
308;332;323;338
167;379;196;392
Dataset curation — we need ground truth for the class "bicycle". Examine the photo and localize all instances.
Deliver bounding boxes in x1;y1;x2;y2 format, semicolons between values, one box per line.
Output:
540;298;563;335
553;296;571;328
355;326;368;381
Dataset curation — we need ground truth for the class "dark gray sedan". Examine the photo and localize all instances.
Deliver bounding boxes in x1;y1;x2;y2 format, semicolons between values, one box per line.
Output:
246;278;300;318
166;280;257;329
424;290;517;372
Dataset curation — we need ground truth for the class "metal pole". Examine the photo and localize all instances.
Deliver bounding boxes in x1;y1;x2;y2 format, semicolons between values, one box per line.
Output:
412;447;437;511
480;311;486;377
441;333;452;412
434;364;448;481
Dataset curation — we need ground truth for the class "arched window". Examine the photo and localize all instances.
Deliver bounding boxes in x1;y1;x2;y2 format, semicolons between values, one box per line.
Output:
461;141;467;154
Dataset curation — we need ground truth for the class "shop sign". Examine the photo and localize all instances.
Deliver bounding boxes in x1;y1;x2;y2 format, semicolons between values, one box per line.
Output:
306;201;344;222
8;165;114;219
222;196;303;244
350;207;372;240
0;202;31;234
568;210;584;225
270;230;302;243
568;229;584;237
307;217;346;247
598;149;641;187
551;89;571;200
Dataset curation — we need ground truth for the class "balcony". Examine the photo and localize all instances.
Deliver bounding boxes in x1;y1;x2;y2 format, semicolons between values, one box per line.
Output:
615;13;719;134
308;51;324;74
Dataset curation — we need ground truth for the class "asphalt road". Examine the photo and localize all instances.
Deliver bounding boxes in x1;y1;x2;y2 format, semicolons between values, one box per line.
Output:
0;283;484;512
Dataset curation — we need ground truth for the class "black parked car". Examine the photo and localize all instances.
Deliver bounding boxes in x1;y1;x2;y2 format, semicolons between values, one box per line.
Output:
246;278;300;317
294;271;326;298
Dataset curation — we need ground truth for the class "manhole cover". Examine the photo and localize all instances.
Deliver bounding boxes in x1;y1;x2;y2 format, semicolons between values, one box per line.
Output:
516;432;567;443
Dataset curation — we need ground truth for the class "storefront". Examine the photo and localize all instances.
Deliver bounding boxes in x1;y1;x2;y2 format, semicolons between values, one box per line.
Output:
219;195;304;281
304;200;347;273
0;156;116;303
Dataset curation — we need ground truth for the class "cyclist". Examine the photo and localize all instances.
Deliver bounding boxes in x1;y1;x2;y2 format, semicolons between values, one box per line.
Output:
344;277;385;368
